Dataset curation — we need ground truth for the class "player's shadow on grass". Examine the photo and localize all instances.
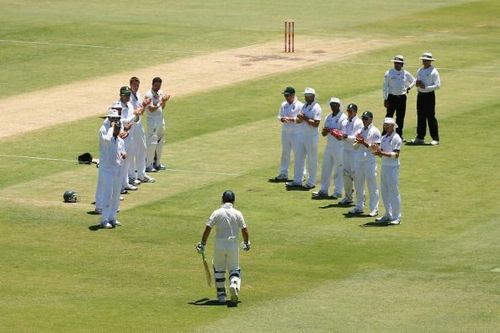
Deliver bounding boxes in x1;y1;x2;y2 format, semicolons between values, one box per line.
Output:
268;178;288;183
285;186;312;191
319;203;353;209
88;224;102;231
343;212;372;218
188;298;239;307
360;222;390;227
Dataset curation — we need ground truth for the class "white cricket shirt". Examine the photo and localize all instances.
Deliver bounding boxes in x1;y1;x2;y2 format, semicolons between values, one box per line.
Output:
206;203;246;241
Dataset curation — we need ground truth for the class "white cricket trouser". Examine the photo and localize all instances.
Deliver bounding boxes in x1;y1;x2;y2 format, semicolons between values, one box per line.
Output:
121;135;135;189
343;149;356;200
353;158;379;211
279;126;294;177
213;239;241;298
146;118;165;167
293;132;318;186
128;124;147;179
381;165;401;220
319;143;344;195
100;166;122;223
95;167;105;211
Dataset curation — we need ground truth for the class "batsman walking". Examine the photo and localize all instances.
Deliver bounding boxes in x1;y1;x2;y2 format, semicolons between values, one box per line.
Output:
196;190;251;304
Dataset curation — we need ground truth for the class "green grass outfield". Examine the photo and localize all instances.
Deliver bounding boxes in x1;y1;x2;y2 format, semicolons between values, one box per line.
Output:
1;0;499;331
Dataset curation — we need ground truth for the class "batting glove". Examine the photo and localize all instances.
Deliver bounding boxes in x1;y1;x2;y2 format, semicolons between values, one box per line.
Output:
196;241;206;254
242;241;251;252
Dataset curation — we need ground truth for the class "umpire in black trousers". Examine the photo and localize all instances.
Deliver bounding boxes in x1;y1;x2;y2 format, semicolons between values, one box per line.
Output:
412;52;441;145
383;55;416;140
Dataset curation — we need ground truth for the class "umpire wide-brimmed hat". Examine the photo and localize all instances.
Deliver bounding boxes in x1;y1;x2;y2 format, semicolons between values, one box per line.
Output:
392;55;405;63
419;52;436;61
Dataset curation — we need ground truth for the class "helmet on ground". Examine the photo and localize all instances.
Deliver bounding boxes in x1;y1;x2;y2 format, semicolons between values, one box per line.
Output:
222;190;235;203
63;190;79;203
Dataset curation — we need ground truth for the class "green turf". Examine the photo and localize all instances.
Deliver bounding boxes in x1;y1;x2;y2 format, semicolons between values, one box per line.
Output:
1;0;500;332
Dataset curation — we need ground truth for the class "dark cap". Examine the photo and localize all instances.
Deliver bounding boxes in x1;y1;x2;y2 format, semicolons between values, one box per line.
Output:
283;87;295;96
120;86;131;96
222;190;235;203
346;103;358;112
361;111;373;119
282;86;295;95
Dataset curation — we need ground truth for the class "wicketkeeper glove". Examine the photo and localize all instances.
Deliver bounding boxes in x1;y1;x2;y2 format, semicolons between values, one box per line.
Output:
330;129;344;139
196;241;206;254
241;241;251;252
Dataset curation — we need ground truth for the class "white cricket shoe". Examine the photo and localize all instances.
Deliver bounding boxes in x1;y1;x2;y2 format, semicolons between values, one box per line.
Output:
339;197;353;205
375;215;392;223
229;283;239;302
430;140;439;146
410;138;425;145
110;220;122;227
348;207;363;215
139;174;156;183
101;222;113;229
332;192;342;199
368;209;378;217
124;185;138;191
388;219;401;225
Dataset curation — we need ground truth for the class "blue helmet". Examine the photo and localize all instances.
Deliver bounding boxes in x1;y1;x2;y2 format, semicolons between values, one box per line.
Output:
222;190;235;203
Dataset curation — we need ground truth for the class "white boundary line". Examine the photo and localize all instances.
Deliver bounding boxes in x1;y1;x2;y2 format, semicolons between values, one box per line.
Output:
0;154;75;162
0;154;241;176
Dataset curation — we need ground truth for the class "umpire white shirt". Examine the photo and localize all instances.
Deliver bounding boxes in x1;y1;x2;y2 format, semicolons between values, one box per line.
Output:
416;66;441;93
383;68;416;99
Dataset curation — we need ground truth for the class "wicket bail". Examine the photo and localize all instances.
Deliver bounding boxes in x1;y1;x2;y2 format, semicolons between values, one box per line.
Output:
284;20;295;53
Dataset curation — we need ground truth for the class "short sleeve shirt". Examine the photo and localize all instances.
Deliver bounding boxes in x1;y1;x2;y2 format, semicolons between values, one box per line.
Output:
206;203;246;240
380;132;402;166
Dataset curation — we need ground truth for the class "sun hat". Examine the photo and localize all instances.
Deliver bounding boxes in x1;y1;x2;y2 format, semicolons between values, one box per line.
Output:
419;52;436;61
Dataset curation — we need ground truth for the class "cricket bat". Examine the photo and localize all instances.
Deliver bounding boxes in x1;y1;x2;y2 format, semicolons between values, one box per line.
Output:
201;252;212;287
